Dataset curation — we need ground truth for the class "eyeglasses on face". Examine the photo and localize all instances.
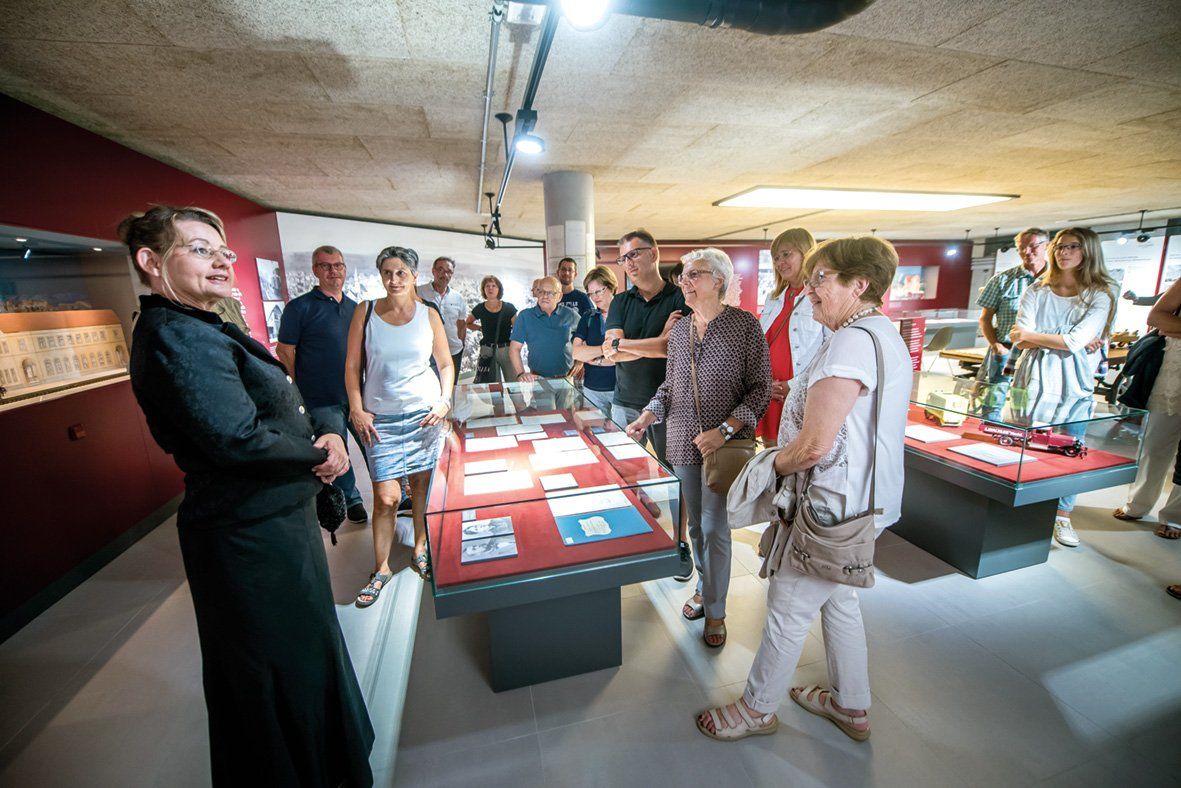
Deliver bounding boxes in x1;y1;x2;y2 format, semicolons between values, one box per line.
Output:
1018;241;1047;251
181;242;237;265
536;288;560;297
1056;243;1083;252
676;268;713;285
587;286;611;297
804;269;834;289
615;246;652;265
314;262;346;271
772;249;799;262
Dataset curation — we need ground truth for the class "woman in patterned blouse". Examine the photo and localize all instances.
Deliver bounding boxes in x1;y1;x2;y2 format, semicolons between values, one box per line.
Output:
627;248;771;648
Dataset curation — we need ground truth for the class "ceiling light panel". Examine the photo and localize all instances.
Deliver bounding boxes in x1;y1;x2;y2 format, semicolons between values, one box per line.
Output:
716;187;1016;212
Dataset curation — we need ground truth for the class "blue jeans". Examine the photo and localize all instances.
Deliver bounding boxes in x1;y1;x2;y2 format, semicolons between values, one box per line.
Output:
1057;419;1088;514
976;345;1013;421
579;386;614;414
307;404;366;508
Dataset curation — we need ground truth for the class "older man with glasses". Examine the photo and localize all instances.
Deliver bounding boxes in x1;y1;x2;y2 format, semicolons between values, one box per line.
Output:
600;229;689;464
277;245;368;525
510;276;580;381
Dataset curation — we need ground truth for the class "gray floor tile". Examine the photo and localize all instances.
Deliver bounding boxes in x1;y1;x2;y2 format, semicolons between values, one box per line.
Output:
393;734;543;788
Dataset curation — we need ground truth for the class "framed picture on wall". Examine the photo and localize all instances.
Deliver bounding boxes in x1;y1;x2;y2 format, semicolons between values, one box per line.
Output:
256;258;283;301
263;300;284;344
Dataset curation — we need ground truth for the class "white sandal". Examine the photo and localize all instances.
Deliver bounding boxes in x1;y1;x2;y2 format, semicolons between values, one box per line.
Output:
790;685;870;741
695;700;778;742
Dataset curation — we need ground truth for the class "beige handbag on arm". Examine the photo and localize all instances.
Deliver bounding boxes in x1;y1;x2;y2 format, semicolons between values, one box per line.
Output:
689;315;757;494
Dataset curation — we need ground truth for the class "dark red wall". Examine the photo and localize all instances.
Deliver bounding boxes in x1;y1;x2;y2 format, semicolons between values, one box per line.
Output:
0;94;282;340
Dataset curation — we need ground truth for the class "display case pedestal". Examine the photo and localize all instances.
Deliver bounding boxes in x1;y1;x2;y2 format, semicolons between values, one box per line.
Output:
488;587;621;692
896;465;1058;578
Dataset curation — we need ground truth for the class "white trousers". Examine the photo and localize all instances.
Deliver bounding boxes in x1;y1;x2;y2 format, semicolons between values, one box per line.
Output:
1124;404;1181;524
743;563;871;715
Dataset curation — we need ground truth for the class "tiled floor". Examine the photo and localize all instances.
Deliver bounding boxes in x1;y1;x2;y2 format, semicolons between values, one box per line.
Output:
2;469;1179;786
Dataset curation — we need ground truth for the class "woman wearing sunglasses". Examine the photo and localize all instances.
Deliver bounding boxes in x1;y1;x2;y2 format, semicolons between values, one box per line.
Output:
1009;227;1116;548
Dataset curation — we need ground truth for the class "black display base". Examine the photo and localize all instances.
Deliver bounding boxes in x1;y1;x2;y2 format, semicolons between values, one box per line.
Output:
895;465;1057;578
487;587;621;692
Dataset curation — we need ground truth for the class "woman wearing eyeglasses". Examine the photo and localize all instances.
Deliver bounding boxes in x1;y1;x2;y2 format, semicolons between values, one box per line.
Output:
509;275;580;381
627;249;771;648
347;246;454;590
758;228;829;443
123;206;374;786
571;265;620;412
1009;227;1116;548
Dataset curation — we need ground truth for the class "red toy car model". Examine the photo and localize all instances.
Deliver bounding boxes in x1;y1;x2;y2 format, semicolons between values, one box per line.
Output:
978;422;1087;457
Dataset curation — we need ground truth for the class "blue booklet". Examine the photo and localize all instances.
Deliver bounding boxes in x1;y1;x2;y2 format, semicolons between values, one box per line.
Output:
553;506;652;546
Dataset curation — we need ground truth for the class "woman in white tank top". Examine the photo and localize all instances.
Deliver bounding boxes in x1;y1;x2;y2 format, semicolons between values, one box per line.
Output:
346;246;454;592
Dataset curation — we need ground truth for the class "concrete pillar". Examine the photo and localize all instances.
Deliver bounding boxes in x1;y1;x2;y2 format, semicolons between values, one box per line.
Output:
542;171;596;280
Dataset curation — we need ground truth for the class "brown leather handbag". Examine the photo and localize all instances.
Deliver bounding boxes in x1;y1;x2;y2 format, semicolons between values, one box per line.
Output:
689;316;756;494
785;325;885;588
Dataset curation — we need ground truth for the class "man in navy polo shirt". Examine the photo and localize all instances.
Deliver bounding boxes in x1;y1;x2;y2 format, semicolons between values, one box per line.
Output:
556;257;594;318
277;245;367;524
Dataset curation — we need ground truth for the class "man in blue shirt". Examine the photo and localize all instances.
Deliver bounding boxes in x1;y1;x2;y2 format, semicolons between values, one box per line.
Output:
556;257;594;318
277;245;367;524
510;276;580;380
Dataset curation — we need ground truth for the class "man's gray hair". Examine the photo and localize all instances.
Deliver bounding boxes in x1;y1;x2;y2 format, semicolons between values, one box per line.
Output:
376;245;419;272
680;247;734;298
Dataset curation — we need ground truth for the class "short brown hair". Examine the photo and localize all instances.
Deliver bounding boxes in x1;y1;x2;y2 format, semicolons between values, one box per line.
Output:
803;236;898;306
1014;227;1048;246
618;228;656;249
311;245;344;264
117;204;225;286
480;274;504;299
583;265;618;293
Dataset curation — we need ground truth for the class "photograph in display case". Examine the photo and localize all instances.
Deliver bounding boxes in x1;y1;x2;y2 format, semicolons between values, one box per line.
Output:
460;534;518;564
461;516;514;541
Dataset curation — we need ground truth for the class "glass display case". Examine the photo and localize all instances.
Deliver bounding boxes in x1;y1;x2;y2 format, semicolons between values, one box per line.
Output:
0;309;129;411
908;369;1146;492
425;378;681;691
896;369;1147;579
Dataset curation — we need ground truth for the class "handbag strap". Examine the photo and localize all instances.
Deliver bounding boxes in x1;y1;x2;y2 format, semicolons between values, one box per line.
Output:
796;322;885;518
688;316;706;436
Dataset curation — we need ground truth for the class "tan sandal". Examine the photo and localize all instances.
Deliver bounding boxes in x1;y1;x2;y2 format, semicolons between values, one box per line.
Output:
682;597;704;621
1112;507;1142;521
695;700;778;741
1156;524;1181;540
790;685;871;741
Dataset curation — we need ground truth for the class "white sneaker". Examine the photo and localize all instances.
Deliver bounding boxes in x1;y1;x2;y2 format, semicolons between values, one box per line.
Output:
1053;517;1080;548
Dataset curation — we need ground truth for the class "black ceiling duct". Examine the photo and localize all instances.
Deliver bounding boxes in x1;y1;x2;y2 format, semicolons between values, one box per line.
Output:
613;0;876;34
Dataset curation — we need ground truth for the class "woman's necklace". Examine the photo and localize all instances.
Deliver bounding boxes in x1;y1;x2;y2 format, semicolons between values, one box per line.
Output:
838;306;878;330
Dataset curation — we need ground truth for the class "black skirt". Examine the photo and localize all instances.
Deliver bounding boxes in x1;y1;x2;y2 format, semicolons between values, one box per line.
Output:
179;499;374;787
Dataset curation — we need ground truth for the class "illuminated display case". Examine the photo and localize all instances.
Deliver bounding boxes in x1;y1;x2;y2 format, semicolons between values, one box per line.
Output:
897;370;1147;578
425;379;681;691
0;309;129;411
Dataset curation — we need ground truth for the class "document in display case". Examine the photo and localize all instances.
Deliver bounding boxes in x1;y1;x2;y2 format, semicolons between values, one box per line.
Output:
899;369;1147;578
425;379;682;691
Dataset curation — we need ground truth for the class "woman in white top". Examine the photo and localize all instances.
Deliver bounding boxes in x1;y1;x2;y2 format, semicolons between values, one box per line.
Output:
758;227;829;443
346;246;454;594
696;236;913;744
1112;277;1181;538
1009;227;1115;548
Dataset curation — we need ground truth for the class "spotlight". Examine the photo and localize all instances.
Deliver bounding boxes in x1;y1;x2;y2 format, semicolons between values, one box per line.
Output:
1137;233;1150;243
14;237;27;242
1117;236;1128;245
92;247;102;252
515;133;545;154
23;248;32;260
560;0;610;30
944;246;958;257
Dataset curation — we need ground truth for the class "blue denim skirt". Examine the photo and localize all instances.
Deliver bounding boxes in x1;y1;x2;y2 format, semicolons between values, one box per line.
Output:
366;408;444;483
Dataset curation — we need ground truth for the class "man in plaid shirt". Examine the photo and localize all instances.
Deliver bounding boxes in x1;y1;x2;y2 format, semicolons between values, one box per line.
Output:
974;228;1049;412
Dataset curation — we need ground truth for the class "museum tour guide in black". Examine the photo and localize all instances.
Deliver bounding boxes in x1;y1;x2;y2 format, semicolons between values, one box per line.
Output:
123;205;374;787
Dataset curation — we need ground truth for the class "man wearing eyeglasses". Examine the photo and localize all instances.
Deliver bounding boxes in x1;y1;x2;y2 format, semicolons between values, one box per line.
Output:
417;256;468;377
973;228;1050;415
601;229;689;464
277;245;368;524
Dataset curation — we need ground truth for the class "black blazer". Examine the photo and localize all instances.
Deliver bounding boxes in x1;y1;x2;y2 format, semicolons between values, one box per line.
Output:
130;295;330;529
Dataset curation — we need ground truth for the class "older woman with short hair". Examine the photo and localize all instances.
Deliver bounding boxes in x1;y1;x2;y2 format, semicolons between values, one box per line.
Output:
627;248;771;648
510;275;580;381
759;227;829;442
346;245;453;590
696;236;912;743
571;265;620;412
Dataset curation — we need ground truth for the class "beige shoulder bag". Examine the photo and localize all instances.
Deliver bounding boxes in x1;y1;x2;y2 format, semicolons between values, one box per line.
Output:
689;314;757;494
785;325;884;588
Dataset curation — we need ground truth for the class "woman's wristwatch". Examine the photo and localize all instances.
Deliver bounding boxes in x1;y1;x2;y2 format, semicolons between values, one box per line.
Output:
718;422;736;441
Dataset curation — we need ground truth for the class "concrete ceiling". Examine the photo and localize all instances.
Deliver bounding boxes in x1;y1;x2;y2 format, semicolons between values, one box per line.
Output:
2;0;1180;241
